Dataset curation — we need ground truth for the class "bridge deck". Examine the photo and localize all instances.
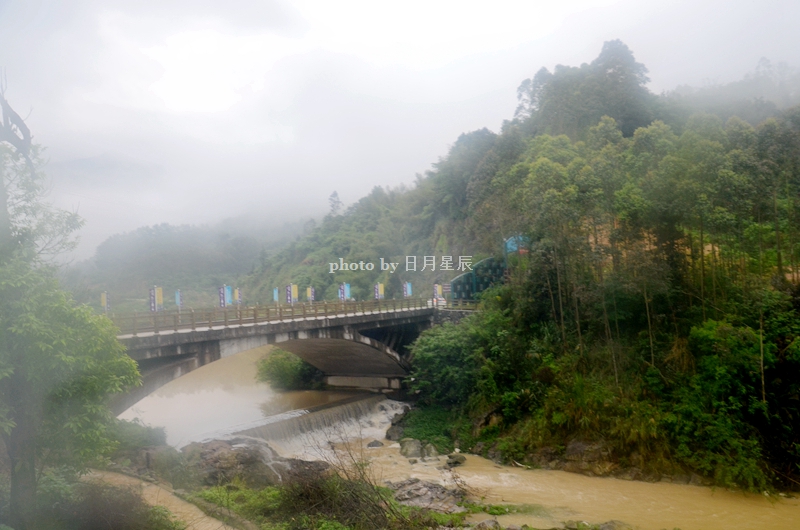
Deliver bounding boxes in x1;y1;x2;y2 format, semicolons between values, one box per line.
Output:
113;299;474;338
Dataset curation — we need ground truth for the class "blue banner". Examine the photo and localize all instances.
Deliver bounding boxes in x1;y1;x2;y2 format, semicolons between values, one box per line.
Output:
273;288;279;302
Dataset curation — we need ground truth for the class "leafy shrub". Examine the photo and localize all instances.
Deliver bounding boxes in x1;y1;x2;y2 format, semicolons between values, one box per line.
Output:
408;322;478;407
256;348;324;390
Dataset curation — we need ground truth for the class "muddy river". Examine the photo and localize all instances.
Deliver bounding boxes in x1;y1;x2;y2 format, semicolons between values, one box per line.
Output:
120;346;800;530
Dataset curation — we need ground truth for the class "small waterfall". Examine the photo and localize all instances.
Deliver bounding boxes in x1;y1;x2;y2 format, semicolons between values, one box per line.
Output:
234;394;407;461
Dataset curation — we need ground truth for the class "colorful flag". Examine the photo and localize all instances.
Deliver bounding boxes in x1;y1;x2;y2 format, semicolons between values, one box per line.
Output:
219;287;226;308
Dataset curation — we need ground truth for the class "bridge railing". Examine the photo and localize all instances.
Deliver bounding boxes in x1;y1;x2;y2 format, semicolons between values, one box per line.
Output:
112;298;436;336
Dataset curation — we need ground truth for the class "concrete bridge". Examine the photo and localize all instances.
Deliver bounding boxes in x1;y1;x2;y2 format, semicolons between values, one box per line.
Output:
112;300;471;412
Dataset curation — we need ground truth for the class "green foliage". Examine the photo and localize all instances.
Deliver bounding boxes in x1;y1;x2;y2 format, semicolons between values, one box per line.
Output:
0;479;186;530
399;407;475;454
1;101;142;527
408;323;478;407
197;481;282;525
110;419;167;453
256;348;324;391
198;479;469;530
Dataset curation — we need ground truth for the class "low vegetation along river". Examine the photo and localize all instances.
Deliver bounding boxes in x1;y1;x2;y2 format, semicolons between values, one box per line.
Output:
120;346;800;530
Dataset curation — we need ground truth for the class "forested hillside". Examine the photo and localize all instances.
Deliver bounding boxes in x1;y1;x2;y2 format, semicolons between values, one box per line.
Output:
64;218;306;312
249;41;800;490
245;40;800;302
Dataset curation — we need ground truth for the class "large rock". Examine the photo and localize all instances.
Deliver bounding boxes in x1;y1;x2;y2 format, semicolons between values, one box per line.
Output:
562;440;615;477
446;453;466;468
386;424;404;441
386;477;465;513
399;438;422;458
473;519;501;529
181;438;326;487
422;443;439;458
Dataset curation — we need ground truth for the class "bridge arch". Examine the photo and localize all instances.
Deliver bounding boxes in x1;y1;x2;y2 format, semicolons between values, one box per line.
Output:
112;301;434;412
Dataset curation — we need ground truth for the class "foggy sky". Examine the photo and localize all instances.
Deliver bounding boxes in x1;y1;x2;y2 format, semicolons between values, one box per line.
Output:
1;0;799;259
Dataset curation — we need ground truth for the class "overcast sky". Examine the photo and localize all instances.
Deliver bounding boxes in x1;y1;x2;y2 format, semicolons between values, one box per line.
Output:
1;0;799;259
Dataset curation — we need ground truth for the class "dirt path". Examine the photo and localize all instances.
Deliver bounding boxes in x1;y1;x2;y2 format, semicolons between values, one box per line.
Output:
86;471;237;530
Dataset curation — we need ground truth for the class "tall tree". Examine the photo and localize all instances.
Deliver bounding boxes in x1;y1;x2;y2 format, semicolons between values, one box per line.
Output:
0;91;139;530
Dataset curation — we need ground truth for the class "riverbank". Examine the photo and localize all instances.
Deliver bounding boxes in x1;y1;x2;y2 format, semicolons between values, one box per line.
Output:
361;441;800;530
85;471;238;530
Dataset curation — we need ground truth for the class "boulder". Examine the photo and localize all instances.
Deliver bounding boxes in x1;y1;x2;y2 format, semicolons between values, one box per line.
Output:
367;440;385;448
399;438;422;458
446;453;466;468
386;424;404;441
387;478;466;514
422;443;439;458
473;519;501;529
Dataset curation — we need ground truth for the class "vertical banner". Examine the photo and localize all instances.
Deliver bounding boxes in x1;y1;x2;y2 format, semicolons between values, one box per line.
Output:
311;286;315;301
433;284;438;298
150;287;156;312
286;285;292;304
291;284;298;303
374;283;379;300
100;291;108;312
273;287;279;303
406;282;412;297
225;285;233;306
344;283;351;300
237;288;242;305
338;283;345;301
379;283;384;299
402;282;407;298
219;287;226;308
307;286;315;301
175;289;182;310
155;287;163;311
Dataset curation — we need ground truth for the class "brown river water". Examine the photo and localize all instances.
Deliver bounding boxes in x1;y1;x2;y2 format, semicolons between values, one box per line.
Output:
120;346;800;530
